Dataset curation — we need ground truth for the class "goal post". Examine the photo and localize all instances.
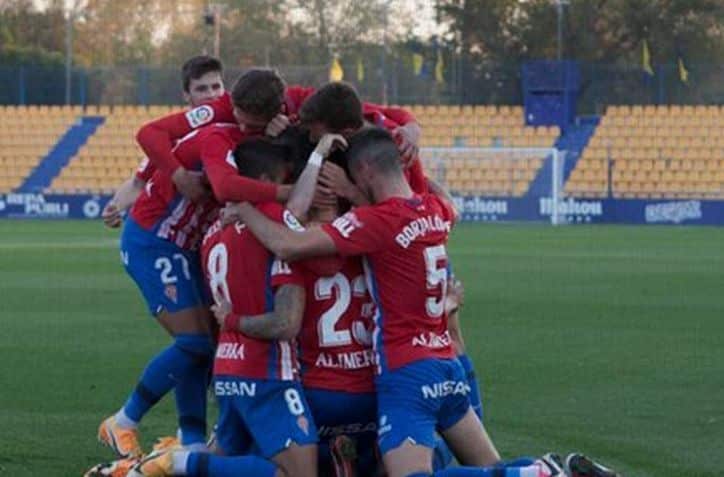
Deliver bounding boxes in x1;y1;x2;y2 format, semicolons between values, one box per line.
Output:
419;147;565;225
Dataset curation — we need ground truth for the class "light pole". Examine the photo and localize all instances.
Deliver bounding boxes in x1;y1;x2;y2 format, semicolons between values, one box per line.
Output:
206;3;225;59
556;0;570;61
380;0;393;104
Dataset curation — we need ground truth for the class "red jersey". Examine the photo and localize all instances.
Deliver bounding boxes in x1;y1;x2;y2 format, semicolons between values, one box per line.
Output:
129;126;228;250
135;157;155;182
272;257;375;393
321;194;457;373
201;203;300;381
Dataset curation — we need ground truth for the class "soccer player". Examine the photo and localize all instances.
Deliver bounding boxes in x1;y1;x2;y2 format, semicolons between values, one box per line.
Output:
102;55;226;228
134;69;422;204
297;82;486;425
222;128;567;477
96;131;227;458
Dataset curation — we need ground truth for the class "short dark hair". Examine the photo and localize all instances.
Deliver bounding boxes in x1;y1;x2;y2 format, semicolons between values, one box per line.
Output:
232;137;290;182
299;82;363;132
346;127;402;176
231;69;286;121
181;55;223;92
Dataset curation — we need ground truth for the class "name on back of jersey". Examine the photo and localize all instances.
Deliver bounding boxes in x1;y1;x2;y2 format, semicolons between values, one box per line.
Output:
395;214;451;248
315;349;376;370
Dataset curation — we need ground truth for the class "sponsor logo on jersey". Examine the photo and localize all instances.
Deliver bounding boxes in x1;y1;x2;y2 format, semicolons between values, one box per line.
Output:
318;421;377;437
645;200;702;224
395;214;451;248
185;105;214;128
315;349;376;370
331;212;362;238
411;330;451;349
420;380;470;399
214;380;256;397
216;343;245;360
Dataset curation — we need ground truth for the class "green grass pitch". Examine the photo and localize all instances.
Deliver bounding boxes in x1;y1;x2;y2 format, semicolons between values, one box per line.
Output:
0;220;722;476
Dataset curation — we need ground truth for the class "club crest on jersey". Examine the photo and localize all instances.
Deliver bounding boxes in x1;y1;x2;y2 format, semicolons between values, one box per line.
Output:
185;105;214;128
164;284;178;303
297;415;310;435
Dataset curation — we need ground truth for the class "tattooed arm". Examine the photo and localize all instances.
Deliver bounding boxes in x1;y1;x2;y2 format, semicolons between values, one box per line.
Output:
212;284;305;341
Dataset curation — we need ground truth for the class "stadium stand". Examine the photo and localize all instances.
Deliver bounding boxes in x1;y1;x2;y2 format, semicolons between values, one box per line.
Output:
0;106;80;193
49;105;182;194
411;105;559;197
3;104;557;197
566;105;724;199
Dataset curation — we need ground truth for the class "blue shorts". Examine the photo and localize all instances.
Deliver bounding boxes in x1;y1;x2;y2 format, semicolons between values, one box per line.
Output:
214;377;318;459
305;388;377;476
375;358;471;455
121;218;209;316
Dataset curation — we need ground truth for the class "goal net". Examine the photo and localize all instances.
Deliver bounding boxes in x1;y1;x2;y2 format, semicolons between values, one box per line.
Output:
419;147;565;225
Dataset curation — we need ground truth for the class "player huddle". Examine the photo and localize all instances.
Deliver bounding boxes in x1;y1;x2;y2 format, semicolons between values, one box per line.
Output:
86;56;620;477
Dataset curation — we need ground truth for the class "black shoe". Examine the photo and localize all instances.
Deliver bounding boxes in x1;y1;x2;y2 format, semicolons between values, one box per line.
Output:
565;453;620;477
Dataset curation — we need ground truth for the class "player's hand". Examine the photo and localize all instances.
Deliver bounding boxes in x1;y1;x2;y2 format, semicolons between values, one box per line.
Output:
211;299;233;329
265;114;291;137
220;203;244;227
172;168;208;203
101;201;123;228
311;186;338;210
314;133;348;158
445;277;464;315
318;162;354;199
392;123;421;167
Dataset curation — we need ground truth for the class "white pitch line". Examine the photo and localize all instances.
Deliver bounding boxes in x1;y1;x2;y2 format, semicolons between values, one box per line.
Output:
0;239;118;250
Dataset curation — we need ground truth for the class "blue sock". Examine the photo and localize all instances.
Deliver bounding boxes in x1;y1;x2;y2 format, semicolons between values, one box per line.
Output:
122;334;212;423
458;354;483;420
174;335;214;446
432;436;455;471
434;464;541;476
187;452;278;477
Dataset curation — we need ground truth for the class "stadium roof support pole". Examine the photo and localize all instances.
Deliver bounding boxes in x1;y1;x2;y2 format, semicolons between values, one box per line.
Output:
552;148;561;226
556;0;570;61
65;11;72;105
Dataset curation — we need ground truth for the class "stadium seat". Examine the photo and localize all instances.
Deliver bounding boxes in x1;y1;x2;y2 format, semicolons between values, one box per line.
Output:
565;105;724;199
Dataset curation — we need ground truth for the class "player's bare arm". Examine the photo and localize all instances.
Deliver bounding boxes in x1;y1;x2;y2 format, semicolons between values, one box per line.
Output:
236;202;337;261
102;176;146;227
427;177;460;222
212;284;305;341
286;133;347;220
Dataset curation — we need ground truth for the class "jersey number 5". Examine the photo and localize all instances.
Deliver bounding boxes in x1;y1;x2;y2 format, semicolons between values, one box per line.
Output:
424;245;448;319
